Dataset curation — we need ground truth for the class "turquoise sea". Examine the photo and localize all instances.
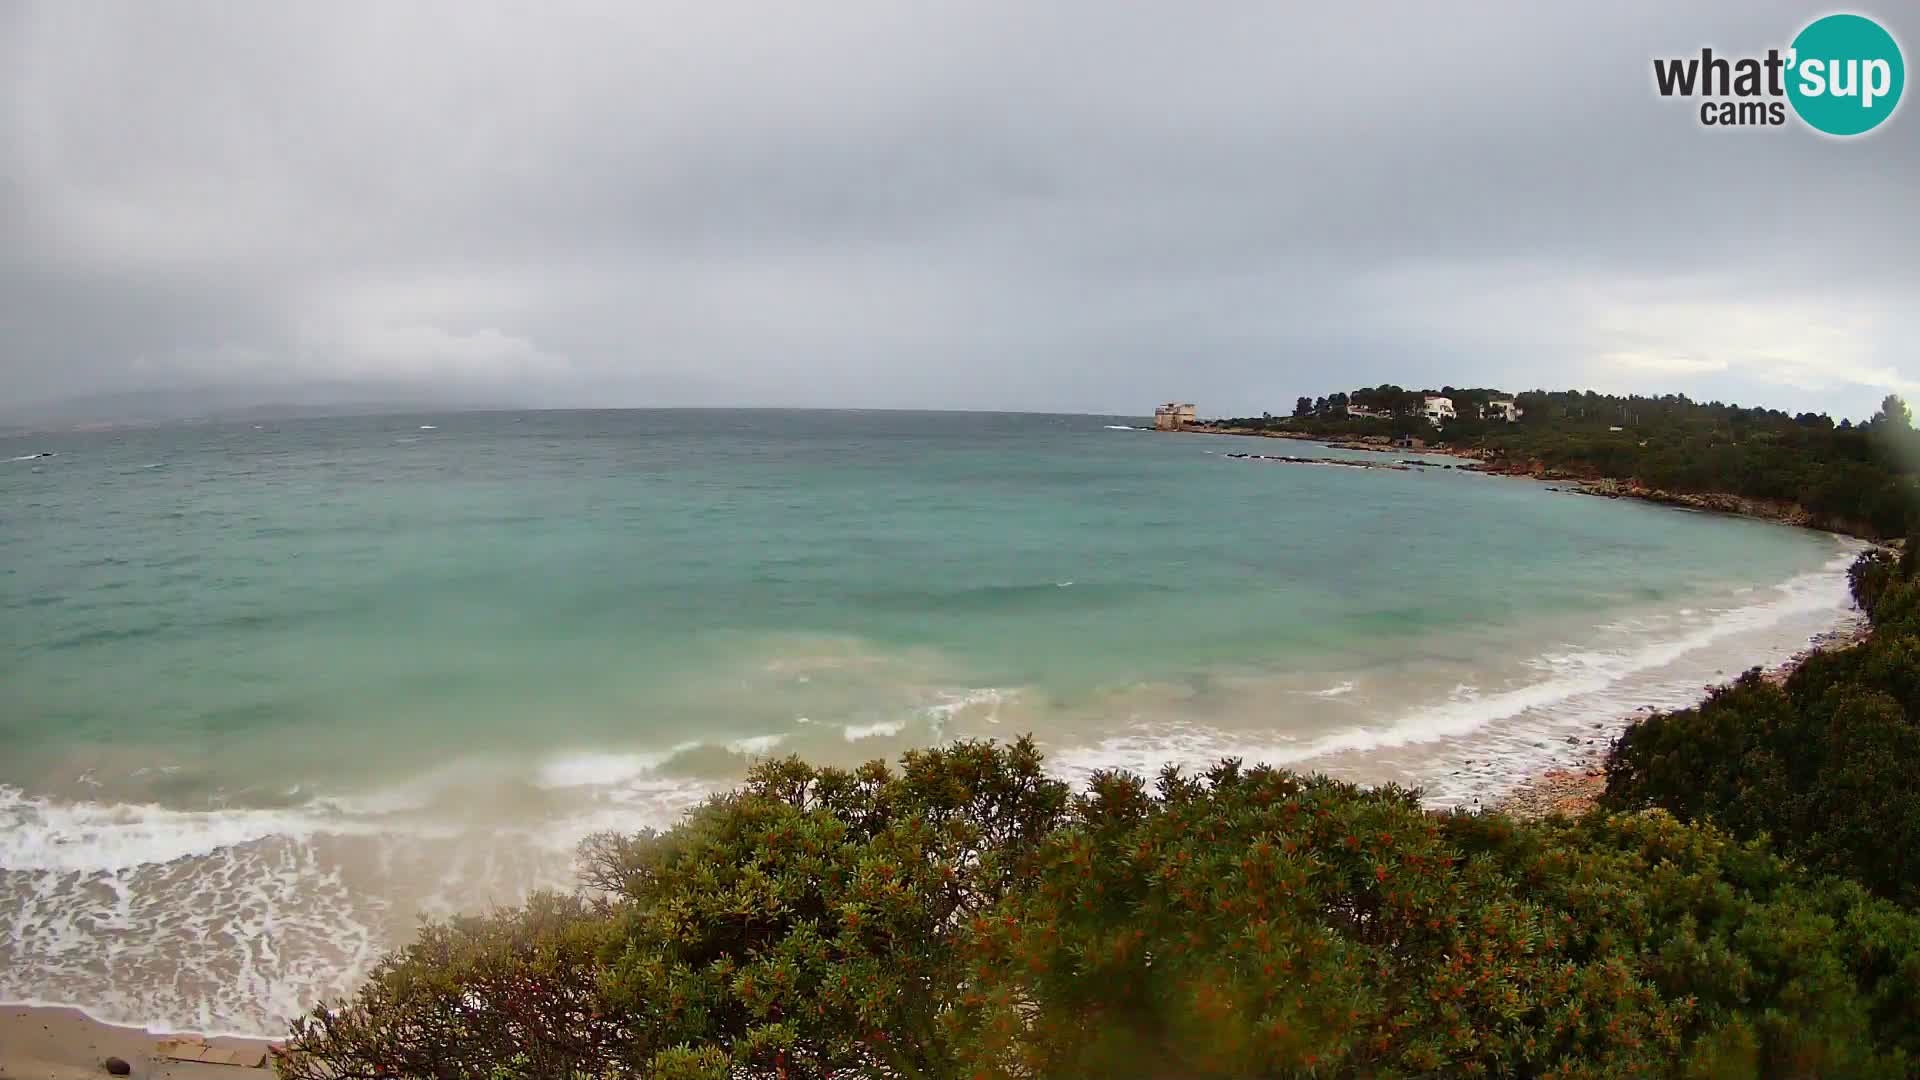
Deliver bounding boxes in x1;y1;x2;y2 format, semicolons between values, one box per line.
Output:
0;409;1859;1034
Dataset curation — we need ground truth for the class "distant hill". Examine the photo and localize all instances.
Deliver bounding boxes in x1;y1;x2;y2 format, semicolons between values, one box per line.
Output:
0;384;521;432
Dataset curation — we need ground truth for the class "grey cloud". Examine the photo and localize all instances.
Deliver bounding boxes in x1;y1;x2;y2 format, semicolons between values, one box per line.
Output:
4;0;1917;421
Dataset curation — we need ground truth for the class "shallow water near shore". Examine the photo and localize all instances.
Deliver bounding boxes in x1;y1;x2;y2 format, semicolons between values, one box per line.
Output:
0;409;1860;1035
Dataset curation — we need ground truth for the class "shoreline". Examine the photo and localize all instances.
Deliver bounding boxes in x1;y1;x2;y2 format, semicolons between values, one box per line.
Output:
1174;424;1885;821
1174;424;1875;539
0;1005;277;1079
1494;615;1872;819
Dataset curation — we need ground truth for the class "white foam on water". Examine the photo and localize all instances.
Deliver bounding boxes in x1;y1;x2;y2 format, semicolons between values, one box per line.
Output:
922;687;1015;735
533;749;685;789
0;787;379;874
0;758;718;1037
726;734;786;755
842;720;905;742
0;790;395;1036
1045;723;1305;788
1053;544;1862;799
924;687;1011;718
1102;424;1138;430
0;846;385;1040
1311;680;1356;698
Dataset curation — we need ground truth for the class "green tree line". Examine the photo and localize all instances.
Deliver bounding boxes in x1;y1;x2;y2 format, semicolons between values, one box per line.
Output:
1221;387;1919;537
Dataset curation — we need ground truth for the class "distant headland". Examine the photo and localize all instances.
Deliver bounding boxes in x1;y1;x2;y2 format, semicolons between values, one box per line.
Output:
1152;386;1919;539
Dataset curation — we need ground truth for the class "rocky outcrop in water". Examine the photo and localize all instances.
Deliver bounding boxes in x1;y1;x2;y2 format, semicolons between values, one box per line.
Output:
1224;452;1408;470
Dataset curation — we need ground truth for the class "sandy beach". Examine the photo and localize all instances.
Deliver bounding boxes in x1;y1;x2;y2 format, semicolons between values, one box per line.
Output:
0;1007;276;1080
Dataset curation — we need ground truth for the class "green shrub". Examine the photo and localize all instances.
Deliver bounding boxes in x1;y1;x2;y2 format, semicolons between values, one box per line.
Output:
285;747;1920;1079
284;893;623;1078
1851;547;1900;612
1601;673;1796;844
285;737;1072;1080
953;763;1919;1079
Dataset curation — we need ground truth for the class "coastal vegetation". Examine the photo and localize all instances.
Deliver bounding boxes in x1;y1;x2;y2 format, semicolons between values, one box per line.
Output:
1216;388;1919;537
1600;540;1920;908
284;739;1920;1078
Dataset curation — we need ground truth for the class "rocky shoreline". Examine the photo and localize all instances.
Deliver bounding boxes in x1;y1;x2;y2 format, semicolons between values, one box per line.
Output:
1494;618;1873;820
1221;451;1467;472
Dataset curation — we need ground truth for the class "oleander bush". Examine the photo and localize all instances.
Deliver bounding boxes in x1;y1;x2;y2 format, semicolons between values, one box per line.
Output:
283;742;1920;1079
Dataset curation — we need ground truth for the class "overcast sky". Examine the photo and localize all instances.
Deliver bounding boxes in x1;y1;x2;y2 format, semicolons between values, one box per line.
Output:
4;2;1915;420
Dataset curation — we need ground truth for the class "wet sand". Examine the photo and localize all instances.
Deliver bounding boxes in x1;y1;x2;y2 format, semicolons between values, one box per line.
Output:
0;1006;276;1080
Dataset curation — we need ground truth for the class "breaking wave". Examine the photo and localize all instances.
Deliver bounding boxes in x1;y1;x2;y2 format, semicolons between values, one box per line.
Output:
1052;546;1861;802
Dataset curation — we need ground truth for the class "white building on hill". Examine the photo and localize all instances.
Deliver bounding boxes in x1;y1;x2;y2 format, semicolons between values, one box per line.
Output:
1422;395;1456;426
1481;398;1523;422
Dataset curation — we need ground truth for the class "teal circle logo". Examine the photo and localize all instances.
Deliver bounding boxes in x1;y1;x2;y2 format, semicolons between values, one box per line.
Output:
1786;14;1904;135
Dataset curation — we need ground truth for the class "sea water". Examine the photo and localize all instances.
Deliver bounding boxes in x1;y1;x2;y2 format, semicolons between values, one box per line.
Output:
0;409;1859;1034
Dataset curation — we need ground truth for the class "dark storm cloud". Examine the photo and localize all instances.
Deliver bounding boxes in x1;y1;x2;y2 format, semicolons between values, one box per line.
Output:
4;1;1917;419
